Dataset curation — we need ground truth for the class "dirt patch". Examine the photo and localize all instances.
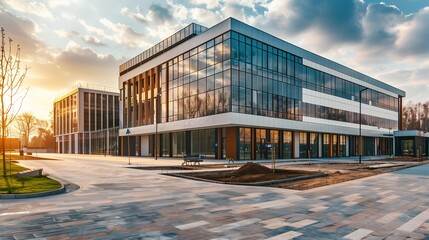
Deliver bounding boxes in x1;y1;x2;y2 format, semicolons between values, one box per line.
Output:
181;163;319;183
233;162;272;176
273;162;422;190
170;161;426;189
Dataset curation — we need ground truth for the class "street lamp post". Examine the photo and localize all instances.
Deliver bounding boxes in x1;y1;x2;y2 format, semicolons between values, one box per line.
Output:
155;93;161;160
359;87;369;164
126;128;131;165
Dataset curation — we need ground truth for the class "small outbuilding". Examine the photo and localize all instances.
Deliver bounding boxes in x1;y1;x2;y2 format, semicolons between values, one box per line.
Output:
394;130;429;158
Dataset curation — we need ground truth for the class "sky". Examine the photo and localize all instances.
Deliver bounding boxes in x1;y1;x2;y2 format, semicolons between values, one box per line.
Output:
0;0;429;121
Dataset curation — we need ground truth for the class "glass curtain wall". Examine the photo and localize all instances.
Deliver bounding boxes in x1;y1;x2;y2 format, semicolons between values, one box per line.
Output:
167;32;231;123
364;137;375;156
322;134;330;157
230;32;303;121
255;129;267;159
190;129;216;157
299;132;308;158
378;137;393;156
239;128;251;160
172;132;185;157
332;135;338;157
339;135;346;157
270;130;279;159
122;30;398;132
161;133;170;157
283;131;292;159
309;133;319;158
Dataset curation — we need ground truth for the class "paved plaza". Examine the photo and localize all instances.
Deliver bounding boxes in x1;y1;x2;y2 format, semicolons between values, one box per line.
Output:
1;155;429;239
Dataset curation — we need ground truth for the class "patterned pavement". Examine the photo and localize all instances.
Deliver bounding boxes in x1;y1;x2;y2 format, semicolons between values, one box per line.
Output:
1;154;429;239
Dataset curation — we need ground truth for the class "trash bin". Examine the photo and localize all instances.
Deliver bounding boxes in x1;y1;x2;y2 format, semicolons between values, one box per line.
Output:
19;150;24;156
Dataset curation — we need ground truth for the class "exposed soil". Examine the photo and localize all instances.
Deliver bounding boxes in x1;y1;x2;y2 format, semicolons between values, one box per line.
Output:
182;162;319;183
172;161;426;189
272;162;423;190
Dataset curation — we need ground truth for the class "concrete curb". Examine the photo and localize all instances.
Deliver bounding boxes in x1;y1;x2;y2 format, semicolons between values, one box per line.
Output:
163;171;327;187
0;181;65;199
0;173;81;199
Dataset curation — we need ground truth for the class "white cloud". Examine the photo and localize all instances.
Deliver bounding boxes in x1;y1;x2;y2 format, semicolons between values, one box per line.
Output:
167;0;189;22
189;0;220;9
82;35;104;46
0;8;121;119
189;8;224;26
120;7;148;24
395;7;429;56
45;0;81;8
99;18;148;49
1;0;54;20
54;29;79;38
78;19;109;38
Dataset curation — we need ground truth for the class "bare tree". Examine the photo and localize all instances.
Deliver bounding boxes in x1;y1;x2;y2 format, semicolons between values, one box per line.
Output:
15;112;39;147
1;28;28;176
30;119;55;149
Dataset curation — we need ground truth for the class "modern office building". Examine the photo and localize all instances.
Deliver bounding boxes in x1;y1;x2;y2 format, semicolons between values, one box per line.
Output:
54;85;120;155
118;18;405;160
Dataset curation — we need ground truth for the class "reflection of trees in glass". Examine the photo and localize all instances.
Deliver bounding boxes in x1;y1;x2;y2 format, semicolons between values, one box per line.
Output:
207;91;215;115
189;95;201;118
198;93;206;116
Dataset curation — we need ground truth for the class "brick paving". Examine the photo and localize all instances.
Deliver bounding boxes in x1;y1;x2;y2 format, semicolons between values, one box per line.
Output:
1;154;429;239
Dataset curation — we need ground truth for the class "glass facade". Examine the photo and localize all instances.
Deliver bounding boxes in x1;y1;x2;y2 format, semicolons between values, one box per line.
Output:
54;92;77;136
120;23;208;75
239;128;251;160
122;30;399;130
54;88;120;155
302;102;397;129
283;131;293;159
119;21;401;160
166;32;231;122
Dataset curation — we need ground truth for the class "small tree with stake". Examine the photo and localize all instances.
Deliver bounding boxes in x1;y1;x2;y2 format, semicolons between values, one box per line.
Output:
0;27;28;177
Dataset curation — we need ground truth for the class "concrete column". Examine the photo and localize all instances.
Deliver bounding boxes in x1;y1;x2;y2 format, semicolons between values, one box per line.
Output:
318;134;322;158
74;133;79;154
89;132;92;154
68;134;72;154
375;137;379;156
141;135;149;156
293;131;300;158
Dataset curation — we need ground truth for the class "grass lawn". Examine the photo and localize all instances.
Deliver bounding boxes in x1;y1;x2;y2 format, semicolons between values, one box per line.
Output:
0;161;62;194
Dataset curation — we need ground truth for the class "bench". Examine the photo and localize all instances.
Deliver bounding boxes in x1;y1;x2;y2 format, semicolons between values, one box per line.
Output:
182;155;205;166
14;168;43;178
227;158;235;164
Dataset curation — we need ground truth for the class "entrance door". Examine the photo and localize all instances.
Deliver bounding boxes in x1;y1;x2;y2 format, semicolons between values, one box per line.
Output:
255;129;267;159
